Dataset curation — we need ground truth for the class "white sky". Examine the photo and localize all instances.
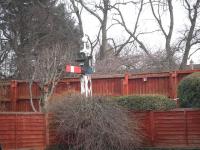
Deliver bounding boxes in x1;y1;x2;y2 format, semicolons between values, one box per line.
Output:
76;0;200;64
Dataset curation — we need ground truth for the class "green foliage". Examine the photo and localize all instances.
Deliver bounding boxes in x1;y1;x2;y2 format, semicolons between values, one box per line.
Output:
0;0;81;78
115;95;176;111
178;72;200;108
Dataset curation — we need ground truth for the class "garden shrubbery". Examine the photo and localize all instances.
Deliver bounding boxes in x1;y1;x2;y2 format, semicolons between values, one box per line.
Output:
114;95;176;111
178;72;200;108
48;93;141;150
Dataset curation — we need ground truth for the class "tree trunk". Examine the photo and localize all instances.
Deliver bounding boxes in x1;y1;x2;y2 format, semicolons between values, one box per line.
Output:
179;1;199;70
165;39;173;70
166;0;174;71
99;11;108;60
29;81;37;112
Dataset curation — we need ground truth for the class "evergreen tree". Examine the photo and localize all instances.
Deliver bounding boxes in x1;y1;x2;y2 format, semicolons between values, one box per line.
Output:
0;0;81;79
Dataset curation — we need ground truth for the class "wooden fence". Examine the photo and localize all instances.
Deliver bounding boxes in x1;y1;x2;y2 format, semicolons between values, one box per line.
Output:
0;109;199;149
0;112;48;150
49;109;200;148
0;69;200;112
131;109;200;147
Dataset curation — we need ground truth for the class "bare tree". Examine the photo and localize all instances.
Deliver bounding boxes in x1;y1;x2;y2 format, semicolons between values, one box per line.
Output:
69;0;84;37
31;43;74;112
178;0;200;69
149;0;174;70
95;55;124;74
111;1;156;63
72;0;110;60
69;0;200;72
110;0;177;71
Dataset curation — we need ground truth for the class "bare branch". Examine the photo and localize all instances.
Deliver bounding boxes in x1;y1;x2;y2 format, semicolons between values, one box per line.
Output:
188;47;200;59
76;0;103;23
149;0;167;37
70;0;84;36
111;0;155;60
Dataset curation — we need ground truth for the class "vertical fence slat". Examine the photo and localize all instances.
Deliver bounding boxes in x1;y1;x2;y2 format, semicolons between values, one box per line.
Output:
149;111;155;146
184;110;189;146
10;81;17;112
45;113;50;148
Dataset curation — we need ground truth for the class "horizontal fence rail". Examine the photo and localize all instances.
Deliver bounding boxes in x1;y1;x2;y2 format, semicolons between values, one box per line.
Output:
0;69;200;112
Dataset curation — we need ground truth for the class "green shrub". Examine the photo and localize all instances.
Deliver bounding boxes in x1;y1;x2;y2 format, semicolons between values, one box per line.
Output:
114;95;176;111
178;72;200;108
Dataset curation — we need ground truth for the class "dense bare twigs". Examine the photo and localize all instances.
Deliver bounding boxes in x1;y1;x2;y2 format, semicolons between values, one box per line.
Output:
32;43;73;112
0;81;9;111
48;94;141;150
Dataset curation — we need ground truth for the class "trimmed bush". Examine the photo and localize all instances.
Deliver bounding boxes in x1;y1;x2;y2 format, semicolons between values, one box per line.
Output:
114;95;176;111
178;72;200;108
48;94;141;150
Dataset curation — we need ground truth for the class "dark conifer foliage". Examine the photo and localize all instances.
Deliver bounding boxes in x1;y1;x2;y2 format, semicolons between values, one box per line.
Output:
0;0;81;79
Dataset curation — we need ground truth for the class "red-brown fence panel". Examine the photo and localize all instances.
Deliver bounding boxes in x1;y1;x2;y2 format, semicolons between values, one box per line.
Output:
92;76;124;96
48;109;200;148
129;111;152;147
128;73;170;97
1;70;200;112
129;109;200;148
186;110;200;146
0;112;47;150
0;110;200;149
152;111;187;147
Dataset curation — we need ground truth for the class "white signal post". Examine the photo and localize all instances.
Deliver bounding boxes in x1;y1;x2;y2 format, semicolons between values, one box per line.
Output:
80;75;92;97
65;35;93;97
80;35;92;97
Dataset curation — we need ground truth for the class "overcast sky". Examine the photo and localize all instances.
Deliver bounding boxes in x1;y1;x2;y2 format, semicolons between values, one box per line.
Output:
73;0;200;64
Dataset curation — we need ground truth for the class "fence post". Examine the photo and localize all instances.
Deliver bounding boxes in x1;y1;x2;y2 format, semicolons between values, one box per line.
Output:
10;80;17;112
149;111;155;146
169;71;178;99
122;73;129;95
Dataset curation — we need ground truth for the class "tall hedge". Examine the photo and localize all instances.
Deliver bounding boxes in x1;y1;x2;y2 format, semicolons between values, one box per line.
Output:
114;95;176;111
178;72;200;108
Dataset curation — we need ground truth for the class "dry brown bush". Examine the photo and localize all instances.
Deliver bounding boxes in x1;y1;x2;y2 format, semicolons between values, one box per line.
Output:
48;94;141;150
0;102;7;112
0;82;9;111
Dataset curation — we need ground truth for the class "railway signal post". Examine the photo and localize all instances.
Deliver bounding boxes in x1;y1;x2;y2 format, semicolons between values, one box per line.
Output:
66;35;93;97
